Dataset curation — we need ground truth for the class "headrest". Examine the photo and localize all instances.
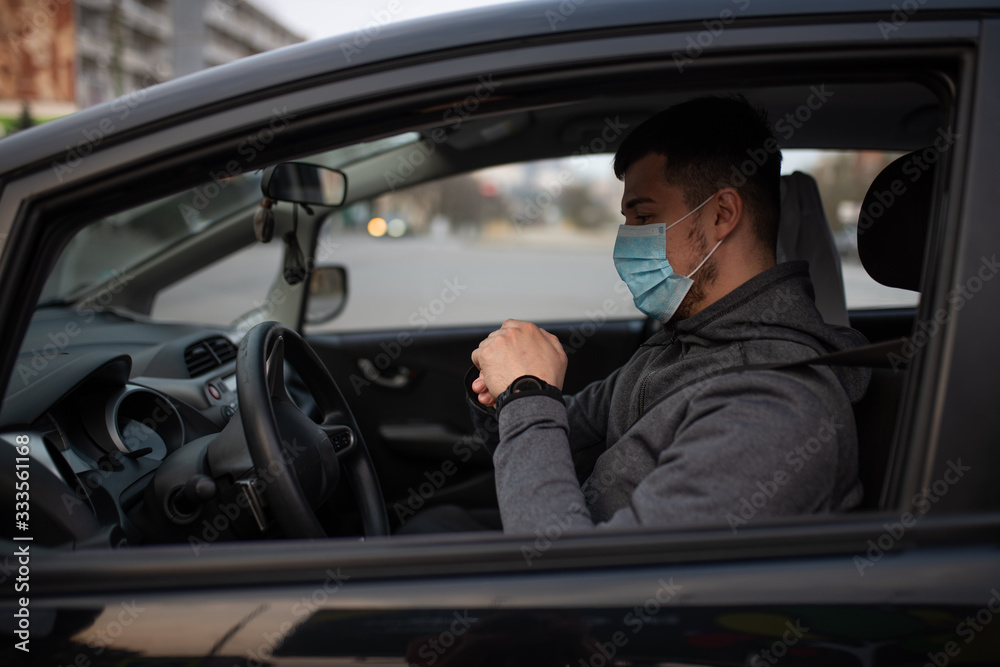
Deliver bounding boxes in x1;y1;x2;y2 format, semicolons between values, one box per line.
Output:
857;150;934;291
778;171;848;326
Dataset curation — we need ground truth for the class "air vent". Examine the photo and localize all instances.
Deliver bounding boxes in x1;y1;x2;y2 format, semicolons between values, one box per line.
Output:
208;337;238;364
184;337;237;377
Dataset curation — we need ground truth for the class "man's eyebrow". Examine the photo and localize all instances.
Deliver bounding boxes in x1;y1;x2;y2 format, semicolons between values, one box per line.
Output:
621;196;655;215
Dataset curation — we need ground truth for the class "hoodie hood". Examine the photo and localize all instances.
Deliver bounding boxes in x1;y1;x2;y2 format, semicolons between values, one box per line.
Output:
669;260;870;402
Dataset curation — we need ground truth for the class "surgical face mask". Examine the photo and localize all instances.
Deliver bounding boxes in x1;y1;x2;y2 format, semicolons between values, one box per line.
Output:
613;193;723;323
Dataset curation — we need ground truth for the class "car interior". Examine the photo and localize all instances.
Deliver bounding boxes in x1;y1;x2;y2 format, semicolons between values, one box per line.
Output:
0;55;954;550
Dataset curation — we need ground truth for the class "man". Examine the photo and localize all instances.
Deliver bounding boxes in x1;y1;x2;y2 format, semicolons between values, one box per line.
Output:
468;96;868;534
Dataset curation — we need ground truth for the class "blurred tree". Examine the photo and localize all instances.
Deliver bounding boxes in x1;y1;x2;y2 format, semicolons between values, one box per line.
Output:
438;174;491;233
15;101;33;131
370;173;492;236
559;185;604;229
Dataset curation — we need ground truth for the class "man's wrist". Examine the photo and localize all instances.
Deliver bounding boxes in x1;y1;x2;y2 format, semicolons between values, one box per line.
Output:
495;375;565;416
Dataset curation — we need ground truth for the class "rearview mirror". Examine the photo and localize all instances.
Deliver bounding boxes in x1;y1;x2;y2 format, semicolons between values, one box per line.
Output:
305;266;348;324
262;162;347;207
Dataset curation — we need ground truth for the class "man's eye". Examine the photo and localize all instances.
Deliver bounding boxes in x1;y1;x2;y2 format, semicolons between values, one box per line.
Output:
635;215;651;224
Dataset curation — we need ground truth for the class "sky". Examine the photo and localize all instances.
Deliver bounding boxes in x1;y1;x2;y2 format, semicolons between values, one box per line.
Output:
249;0;523;41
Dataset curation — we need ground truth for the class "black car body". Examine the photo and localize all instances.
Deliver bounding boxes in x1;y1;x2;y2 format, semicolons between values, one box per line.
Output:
1;1;999;665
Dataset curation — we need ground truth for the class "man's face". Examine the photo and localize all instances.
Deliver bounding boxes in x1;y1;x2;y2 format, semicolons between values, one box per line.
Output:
620;152;712;280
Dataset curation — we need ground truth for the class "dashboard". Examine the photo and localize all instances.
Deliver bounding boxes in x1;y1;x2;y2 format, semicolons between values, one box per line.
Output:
0;306;319;547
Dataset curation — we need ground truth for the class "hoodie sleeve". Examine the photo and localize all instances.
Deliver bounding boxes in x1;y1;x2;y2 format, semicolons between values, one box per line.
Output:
493;368;861;535
562;367;621;481
465;365;620;481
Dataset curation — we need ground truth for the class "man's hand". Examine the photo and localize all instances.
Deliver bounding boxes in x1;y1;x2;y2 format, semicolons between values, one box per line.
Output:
470;319;567;407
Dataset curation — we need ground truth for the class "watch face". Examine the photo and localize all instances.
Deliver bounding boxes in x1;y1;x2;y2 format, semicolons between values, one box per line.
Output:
513;376;544;392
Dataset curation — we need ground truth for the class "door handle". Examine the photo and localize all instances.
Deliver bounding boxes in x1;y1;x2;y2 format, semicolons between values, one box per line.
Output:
356;358;412;388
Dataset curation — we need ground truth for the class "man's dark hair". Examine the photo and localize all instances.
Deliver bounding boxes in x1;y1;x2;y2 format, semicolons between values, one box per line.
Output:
613;95;781;255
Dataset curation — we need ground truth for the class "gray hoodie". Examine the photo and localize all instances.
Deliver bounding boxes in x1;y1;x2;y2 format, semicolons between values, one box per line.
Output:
475;261;869;535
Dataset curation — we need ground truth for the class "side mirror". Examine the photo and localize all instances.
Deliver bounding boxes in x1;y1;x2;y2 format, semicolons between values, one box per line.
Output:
262;162;347;207
305;266;348;324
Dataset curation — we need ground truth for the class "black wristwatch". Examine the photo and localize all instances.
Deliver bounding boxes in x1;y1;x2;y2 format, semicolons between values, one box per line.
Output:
494;375;565;416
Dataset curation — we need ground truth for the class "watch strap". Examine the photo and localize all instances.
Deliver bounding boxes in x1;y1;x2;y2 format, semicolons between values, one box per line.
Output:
495;374;565;416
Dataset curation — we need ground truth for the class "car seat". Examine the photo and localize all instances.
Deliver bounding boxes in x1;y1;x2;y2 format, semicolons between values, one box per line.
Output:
852;150;933;509
778;171;849;326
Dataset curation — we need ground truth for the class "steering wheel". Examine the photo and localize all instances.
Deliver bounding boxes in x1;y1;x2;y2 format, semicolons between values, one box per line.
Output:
236;321;389;538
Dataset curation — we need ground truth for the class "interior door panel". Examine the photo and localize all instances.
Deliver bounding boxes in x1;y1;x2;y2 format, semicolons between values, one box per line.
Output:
307;319;646;526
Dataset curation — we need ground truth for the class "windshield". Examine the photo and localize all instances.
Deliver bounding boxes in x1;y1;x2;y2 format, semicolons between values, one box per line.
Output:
38;173;263;304
305;132;420;170
37;133;420;305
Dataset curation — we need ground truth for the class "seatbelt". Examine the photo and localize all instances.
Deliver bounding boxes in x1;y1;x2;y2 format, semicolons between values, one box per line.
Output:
745;336;908;371
637;337;908;419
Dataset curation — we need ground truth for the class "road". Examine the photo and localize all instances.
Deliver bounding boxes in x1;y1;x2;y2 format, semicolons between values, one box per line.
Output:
152;232;917;332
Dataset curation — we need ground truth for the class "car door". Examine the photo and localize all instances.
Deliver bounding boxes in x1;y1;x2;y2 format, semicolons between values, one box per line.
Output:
3;6;1000;667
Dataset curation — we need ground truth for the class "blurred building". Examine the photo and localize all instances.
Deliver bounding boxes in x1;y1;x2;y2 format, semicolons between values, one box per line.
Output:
0;0;303;133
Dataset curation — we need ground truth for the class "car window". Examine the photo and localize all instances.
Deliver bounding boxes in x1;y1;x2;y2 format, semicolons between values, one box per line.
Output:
784;148;919;310
305;150;916;334
38;173;262;305
151;242;283;325
305;155;641;334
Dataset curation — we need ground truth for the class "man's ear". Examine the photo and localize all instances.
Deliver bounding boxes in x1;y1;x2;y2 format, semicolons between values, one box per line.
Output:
713;188;743;240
